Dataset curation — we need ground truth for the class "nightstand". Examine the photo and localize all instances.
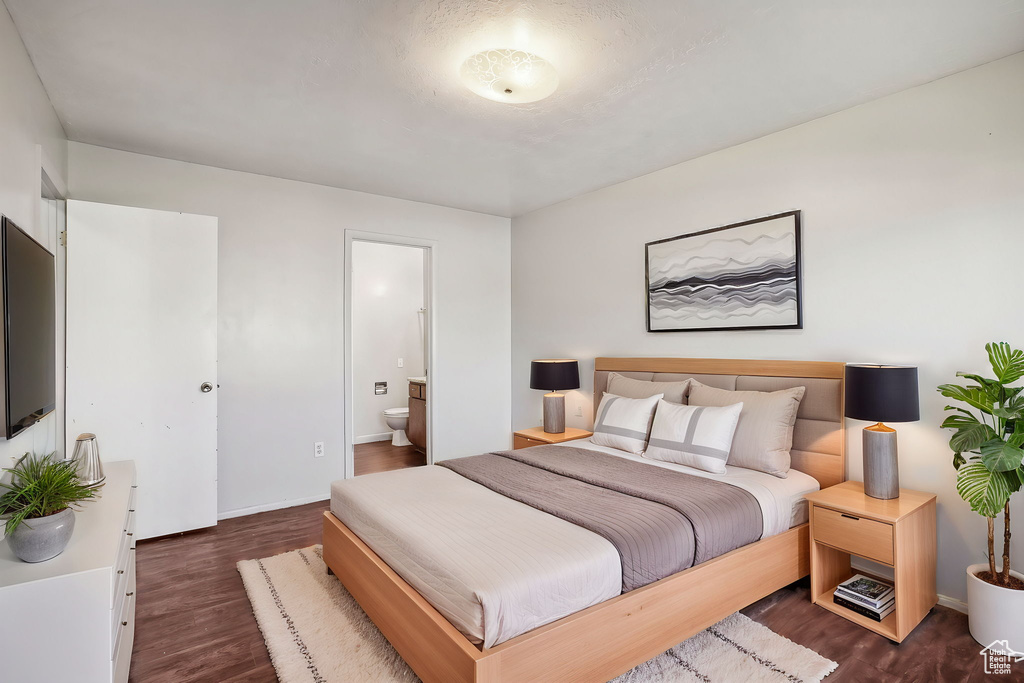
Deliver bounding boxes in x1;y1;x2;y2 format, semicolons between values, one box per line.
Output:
804;481;937;642
513;427;593;450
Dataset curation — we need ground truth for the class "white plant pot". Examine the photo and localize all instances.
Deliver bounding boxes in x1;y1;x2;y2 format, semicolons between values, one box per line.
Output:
967;563;1024;652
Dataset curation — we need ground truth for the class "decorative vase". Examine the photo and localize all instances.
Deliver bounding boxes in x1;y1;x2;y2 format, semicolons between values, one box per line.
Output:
7;508;76;563
966;563;1024;652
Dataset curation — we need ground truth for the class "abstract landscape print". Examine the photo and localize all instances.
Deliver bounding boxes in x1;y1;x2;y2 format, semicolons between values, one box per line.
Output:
646;211;802;332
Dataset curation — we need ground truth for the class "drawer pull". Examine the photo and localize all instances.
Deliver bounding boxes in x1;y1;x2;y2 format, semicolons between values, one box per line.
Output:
841;514;860;521
121;621;128;627
126;591;134;597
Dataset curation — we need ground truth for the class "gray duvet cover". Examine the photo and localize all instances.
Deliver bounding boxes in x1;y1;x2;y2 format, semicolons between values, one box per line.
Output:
439;445;762;591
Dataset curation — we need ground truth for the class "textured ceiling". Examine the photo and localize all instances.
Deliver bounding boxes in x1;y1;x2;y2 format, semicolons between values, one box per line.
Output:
7;0;1024;217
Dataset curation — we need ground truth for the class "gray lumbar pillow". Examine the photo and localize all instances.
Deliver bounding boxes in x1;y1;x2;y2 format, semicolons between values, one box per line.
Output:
606;373;690;404
688;380;806;478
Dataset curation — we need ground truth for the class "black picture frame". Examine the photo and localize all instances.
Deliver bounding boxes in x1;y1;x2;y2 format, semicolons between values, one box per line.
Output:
645;210;802;333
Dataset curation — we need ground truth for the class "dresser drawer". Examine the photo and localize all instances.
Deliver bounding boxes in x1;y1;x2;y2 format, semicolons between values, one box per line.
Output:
112;553;136;647
112;585;136;669
813;505;894;565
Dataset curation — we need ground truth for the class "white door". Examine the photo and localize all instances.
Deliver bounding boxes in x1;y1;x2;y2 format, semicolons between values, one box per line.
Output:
66;200;218;539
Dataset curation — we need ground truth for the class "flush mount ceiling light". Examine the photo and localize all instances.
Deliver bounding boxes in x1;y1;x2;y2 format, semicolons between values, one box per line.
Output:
460;49;558;104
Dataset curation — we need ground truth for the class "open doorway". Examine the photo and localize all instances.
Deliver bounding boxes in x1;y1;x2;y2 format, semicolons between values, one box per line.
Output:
345;232;433;478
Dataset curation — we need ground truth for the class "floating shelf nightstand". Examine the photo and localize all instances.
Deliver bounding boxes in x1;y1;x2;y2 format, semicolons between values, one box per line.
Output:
513;427;592;450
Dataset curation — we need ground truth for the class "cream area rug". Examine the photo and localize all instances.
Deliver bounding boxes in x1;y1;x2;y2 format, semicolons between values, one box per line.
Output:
238;546;837;683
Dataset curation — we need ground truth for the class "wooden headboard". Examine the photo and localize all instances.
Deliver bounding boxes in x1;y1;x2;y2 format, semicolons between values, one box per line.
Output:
594;357;846;489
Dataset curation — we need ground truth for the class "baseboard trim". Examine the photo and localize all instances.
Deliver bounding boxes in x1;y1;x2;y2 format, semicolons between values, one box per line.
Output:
938;594;968;614
218;494;330;521
353;432;393;445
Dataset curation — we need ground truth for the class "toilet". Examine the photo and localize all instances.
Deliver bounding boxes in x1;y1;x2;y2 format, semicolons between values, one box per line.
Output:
383;407;412;447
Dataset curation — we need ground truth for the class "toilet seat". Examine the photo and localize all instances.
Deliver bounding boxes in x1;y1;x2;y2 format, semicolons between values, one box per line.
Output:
383;407;409;417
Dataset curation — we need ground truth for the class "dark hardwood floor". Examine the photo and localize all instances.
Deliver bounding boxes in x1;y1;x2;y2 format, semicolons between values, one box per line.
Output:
132;501;1002;682
130;500;330;682
353;440;426;476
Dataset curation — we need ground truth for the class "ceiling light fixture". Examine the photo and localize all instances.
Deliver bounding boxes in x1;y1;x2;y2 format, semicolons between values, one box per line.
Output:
460;49;558;104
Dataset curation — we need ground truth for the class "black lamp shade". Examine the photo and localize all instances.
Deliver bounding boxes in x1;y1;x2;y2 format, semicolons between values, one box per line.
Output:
530;359;580;392
845;365;920;423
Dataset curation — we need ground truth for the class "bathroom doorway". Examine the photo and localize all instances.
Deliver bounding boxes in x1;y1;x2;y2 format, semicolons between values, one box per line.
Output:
345;231;433;478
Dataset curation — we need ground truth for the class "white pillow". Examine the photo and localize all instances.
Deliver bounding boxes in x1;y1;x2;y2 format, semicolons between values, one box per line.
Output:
644;400;744;473
590;392;663;455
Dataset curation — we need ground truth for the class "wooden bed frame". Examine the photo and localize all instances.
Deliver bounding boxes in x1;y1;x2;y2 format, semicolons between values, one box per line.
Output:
323;357;846;682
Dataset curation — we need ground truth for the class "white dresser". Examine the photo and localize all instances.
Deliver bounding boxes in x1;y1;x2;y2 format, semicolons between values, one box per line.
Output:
0;460;137;683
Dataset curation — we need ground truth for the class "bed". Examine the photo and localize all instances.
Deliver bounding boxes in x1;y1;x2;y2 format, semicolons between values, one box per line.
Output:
323;357;846;682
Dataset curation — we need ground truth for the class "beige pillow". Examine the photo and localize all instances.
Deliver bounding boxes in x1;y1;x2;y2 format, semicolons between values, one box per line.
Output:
688;380;806;477
606;373;690;404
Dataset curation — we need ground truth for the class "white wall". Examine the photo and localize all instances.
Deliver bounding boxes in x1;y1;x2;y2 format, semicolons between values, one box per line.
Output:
67;143;511;517
511;52;1024;606
0;5;67;469
352;241;425;440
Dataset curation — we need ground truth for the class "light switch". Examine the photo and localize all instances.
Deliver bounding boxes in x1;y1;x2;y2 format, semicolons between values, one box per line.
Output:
398;357;404;368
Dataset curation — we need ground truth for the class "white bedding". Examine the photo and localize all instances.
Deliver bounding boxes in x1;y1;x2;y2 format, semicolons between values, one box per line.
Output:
330;441;819;647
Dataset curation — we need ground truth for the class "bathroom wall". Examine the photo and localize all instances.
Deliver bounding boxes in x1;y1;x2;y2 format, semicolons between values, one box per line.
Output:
352;241;426;441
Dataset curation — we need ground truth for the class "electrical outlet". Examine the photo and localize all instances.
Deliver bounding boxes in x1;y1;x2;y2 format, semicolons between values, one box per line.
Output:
575;405;583;417
398;357;404;368
314;441;325;458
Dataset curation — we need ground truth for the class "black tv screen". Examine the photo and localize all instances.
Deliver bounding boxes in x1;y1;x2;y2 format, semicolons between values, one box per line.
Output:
2;216;56;438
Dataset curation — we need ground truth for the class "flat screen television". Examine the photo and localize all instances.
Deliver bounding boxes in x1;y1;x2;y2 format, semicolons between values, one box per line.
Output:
1;216;56;438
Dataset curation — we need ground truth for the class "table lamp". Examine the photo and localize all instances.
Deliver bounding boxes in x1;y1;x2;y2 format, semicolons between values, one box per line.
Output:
530;359;580;434
845;364;920;499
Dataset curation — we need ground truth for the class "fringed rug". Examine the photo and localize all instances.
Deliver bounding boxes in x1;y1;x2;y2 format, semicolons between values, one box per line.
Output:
238;546;837;683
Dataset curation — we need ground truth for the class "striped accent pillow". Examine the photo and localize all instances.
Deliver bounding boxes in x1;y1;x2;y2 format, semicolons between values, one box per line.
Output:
644;400;744;473
590;392;663;455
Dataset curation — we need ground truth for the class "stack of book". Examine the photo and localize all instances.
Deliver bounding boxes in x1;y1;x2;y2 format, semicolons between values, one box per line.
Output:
833;574;895;621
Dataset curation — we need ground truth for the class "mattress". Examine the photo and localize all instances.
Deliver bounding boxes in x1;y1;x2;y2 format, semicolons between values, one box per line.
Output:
330;440;819;648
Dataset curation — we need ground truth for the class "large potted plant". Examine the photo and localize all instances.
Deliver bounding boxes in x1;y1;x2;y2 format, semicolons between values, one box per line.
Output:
939;342;1024;649
0;453;96;563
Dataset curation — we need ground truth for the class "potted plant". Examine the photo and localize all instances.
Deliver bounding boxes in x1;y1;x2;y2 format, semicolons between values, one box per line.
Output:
0;453;97;563
939;342;1024;649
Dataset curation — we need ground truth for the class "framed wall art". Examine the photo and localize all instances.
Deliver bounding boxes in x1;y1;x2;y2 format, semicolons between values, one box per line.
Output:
645;210;802;332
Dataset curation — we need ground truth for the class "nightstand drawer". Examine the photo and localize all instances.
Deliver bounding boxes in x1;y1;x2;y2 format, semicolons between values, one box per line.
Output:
514;435;546;450
814;505;894;565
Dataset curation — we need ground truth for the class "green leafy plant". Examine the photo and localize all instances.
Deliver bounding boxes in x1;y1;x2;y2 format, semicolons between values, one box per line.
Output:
0;453;97;536
939;342;1024;588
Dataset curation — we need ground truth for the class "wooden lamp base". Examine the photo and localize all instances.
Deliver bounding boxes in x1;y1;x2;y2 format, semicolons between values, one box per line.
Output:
543;393;566;433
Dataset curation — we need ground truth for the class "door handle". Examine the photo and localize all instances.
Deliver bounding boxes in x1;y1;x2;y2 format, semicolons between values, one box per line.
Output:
200;382;214;393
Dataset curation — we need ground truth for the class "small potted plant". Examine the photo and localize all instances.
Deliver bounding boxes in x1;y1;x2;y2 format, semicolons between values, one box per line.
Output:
0;453;97;563
939;342;1024;650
